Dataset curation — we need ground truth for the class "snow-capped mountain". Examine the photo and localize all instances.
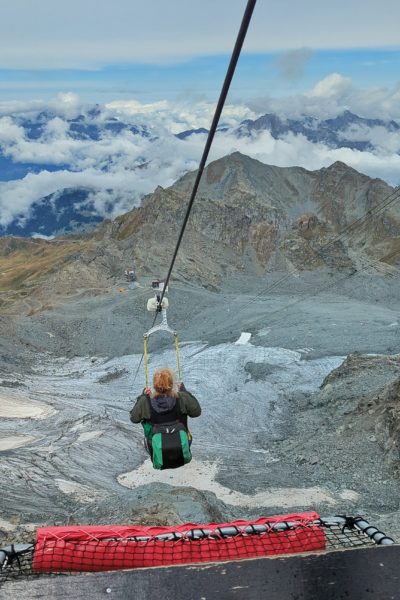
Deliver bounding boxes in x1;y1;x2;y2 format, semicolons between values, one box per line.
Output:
1;101;400;238
236;110;400;151
0;104;158;236
11;106;152;143
3;188;104;238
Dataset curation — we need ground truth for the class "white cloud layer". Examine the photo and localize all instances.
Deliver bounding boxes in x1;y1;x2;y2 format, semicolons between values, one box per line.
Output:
0;93;83;119
1;76;400;229
2;1;400;68
248;74;400;121
307;73;353;98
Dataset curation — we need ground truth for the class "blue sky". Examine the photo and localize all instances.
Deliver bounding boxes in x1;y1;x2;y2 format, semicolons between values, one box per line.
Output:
1;0;400;104
1;49;400;104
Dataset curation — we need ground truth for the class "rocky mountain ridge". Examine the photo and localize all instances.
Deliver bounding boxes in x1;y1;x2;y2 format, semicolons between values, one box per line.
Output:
110;153;399;280
313;353;400;475
0;152;399;315
236;110;400;151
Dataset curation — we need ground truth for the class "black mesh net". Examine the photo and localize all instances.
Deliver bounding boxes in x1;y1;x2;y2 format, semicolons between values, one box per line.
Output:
0;516;394;585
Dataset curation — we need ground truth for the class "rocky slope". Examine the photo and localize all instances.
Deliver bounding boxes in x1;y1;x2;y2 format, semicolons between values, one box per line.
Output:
317;353;400;475
2;339;400;542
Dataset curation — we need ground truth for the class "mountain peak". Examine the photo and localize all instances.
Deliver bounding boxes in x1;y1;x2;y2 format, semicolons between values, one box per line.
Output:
326;160;352;171
323;160;368;178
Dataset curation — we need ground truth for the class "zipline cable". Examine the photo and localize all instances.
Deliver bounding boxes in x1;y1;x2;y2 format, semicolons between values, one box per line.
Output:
134;0;398;375
131;0;257;385
157;0;257;310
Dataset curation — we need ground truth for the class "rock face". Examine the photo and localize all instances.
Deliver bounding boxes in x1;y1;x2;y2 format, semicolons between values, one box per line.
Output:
85;153;400;283
0;152;399;314
372;378;400;473
316;353;400;474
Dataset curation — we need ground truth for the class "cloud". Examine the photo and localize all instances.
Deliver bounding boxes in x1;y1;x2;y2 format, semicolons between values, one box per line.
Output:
105;99;256;132
32;233;55;240
0;93;82;119
274;48;314;81
2;1;400;68
338;123;400;154
0;168;151;227
247;76;400;121
307;73;352;98
0;117;25;145
207;129;400;186
105;100;170;115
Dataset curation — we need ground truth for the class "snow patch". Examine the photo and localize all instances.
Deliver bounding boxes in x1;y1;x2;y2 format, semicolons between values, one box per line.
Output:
0;392;57;419
55;479;100;503
0;435;37;451
235;332;252;345
76;430;104;443
118;459;340;509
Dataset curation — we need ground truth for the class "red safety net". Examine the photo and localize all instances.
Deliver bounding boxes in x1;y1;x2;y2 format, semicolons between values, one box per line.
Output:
33;511;325;573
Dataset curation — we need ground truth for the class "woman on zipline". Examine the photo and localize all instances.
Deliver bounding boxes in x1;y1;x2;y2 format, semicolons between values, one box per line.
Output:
130;368;201;469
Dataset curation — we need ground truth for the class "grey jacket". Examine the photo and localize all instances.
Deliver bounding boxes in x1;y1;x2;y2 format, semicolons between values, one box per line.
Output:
130;388;201;424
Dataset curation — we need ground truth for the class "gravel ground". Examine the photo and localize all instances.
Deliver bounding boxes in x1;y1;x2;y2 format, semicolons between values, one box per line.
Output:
11;269;400;360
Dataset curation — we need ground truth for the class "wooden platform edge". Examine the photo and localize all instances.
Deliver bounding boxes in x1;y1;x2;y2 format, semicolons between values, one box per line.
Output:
1;545;400;600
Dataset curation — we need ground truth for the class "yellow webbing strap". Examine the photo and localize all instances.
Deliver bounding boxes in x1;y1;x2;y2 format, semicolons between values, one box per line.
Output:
143;334;149;387
174;332;182;383
144;332;181;387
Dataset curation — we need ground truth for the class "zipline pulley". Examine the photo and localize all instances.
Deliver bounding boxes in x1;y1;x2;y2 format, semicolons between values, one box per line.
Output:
143;280;181;387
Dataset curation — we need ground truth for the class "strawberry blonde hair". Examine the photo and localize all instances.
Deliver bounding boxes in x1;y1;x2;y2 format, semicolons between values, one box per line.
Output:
152;368;178;397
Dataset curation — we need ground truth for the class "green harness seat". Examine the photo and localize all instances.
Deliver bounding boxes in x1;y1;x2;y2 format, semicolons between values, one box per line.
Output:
143;396;192;470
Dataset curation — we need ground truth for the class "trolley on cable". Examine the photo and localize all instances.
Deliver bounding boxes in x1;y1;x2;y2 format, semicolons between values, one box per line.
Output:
143;279;181;387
